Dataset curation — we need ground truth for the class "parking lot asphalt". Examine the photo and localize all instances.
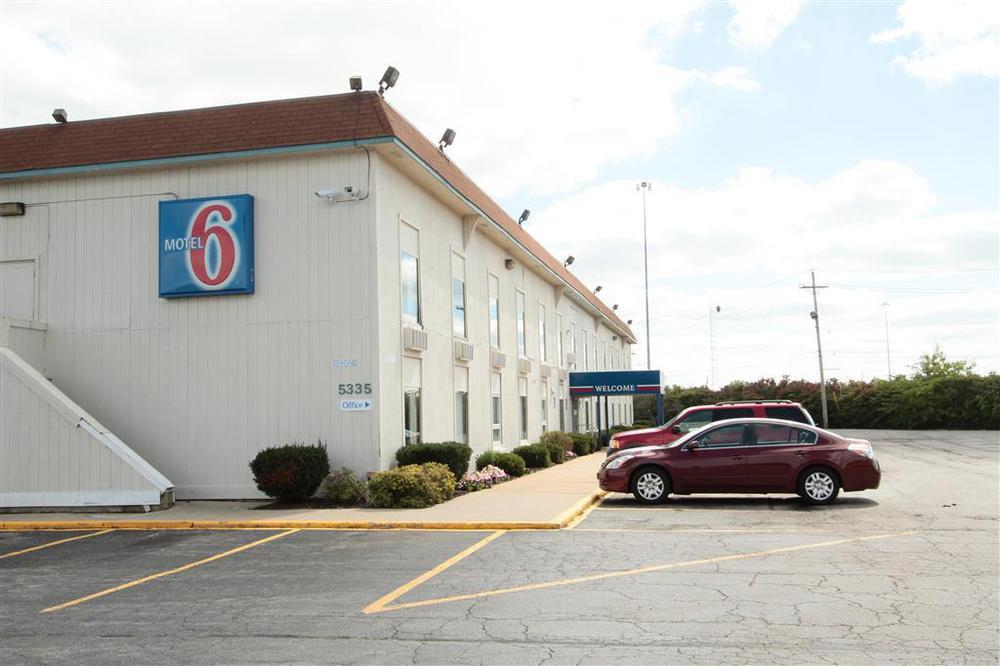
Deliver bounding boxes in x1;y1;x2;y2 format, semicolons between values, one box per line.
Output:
1;430;997;664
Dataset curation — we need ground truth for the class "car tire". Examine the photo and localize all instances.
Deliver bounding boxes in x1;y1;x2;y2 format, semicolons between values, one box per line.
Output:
630;466;671;505
797;467;840;505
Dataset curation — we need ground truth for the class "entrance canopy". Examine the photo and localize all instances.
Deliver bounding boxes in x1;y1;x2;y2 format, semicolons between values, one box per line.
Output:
569;370;661;397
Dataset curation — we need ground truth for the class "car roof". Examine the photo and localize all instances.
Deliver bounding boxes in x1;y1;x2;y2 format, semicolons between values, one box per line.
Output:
694;417;838;437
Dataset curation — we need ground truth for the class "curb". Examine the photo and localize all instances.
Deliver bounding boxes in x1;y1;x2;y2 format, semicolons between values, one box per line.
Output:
0;493;608;532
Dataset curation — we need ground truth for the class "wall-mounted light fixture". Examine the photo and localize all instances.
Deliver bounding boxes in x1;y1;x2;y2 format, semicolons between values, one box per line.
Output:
563;255;574;267
378;66;399;96
504;258;515;270
627;319;633;325
0;202;26;216
52;108;68;123
612;304;619;310
517;209;530;225
594;286;603;293
439;128;456;151
349;76;363;92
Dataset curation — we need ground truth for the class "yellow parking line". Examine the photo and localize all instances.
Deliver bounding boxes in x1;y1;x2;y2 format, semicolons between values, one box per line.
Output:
0;529;114;560
40;528;300;614
366;530;913;614
363;530;506;614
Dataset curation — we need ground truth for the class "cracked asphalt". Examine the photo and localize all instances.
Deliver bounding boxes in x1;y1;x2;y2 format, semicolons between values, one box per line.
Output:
1;430;997;664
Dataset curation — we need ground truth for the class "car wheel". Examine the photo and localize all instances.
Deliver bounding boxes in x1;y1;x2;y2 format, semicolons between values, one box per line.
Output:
630;466;671;505
797;467;840;505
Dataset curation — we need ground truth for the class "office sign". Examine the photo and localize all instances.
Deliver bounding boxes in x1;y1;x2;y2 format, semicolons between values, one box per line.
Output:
159;194;254;298
569;370;661;396
341;399;373;411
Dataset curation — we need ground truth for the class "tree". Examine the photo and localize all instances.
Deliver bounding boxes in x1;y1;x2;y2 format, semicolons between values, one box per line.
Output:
911;346;976;380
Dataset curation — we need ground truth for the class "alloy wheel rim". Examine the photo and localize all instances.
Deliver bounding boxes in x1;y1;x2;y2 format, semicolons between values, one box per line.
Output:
636;473;664;500
804;472;834;500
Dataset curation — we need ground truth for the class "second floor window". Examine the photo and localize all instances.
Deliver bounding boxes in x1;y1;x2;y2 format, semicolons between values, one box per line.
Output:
516;290;526;357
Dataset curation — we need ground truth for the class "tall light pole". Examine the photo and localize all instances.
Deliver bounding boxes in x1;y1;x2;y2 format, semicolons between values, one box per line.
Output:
637;181;652;370
800;271;829;428
882;302;892;378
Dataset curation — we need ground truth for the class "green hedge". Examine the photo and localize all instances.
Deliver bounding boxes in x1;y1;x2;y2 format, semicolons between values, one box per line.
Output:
368;462;456;508
540;440;565;464
319;467;368;506
539;431;573;451
395;441;472;479
475;451;527;477
569;433;595;456
250;443;330;501
512;444;551;468
635;349;1000;430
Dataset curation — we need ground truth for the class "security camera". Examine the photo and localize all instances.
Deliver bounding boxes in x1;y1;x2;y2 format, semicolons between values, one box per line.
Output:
315;186;362;202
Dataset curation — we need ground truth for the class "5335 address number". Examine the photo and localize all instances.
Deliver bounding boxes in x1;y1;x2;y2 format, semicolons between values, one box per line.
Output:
338;383;372;395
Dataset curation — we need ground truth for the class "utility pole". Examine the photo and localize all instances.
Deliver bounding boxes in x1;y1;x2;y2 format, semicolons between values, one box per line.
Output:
637;182;652;370
882;302;892;379
708;305;720;389
800;271;829;428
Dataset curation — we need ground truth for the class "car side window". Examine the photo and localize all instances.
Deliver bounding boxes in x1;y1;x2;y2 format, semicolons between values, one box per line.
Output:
676;409;712;433
750;425;817;446
712;407;753;421
764;406;809;423
698;424;746;448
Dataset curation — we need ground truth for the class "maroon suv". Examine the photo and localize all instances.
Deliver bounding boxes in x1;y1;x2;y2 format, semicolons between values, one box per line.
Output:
598;418;880;505
610;400;814;454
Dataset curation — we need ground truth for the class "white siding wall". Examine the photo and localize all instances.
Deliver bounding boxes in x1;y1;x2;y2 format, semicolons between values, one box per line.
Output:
0;149;380;498
374;155;635;470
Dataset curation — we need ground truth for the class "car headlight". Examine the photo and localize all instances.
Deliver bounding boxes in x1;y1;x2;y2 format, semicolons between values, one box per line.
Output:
609;437;620;450
848;442;876;460
605;454;636;470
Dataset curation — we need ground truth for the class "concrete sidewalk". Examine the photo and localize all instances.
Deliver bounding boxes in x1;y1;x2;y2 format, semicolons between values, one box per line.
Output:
0;452;607;531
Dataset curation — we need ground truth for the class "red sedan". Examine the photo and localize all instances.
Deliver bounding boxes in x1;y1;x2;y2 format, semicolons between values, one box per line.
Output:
597;418;881;505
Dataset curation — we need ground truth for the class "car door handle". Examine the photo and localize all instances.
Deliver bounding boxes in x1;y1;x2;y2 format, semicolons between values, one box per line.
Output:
793;450;808;456
731;455;744;461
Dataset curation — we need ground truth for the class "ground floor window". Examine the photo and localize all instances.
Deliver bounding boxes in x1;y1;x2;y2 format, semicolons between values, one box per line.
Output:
454;366;468;444
540;381;548;433
518;376;528;443
403;357;421;445
559;396;566;432
491;372;502;446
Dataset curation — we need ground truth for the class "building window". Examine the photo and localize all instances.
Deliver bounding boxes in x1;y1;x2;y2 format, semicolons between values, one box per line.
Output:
403;357;421;445
518;376;528;442
516;290;526;357
452;253;466;338
454;366;469;444
538;303;547;364
400;223;421;325
558;382;566;432
540;381;548;433
491;372;502;446
556;314;563;366
489;273;500;348
583;334;589;370
570;319;577;355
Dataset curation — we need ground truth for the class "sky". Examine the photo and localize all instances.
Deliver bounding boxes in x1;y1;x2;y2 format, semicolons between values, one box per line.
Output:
2;0;998;386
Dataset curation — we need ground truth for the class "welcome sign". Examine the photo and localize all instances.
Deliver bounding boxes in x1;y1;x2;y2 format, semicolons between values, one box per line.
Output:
159;194;255;298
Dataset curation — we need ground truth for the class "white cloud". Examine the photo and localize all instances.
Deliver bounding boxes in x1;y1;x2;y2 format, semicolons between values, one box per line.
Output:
870;0;1000;85
704;66;761;91
0;0;741;199
726;0;802;48
529;160;999;384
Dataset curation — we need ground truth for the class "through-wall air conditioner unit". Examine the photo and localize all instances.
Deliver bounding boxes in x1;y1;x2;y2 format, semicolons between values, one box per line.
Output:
490;349;506;369
402;326;428;352
454;340;474;362
518;357;532;375
540;364;552;379
565;352;576;366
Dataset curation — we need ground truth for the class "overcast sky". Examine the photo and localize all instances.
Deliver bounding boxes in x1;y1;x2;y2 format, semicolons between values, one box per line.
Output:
2;0;997;386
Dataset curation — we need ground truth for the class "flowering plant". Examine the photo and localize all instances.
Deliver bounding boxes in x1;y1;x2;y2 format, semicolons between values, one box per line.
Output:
457;464;509;492
564;450;578;460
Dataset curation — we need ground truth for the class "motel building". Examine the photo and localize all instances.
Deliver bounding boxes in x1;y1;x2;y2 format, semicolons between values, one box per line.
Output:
0;86;639;510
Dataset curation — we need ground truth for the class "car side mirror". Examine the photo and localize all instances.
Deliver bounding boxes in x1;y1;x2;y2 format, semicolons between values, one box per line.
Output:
671;425;682;434
687;440;701;450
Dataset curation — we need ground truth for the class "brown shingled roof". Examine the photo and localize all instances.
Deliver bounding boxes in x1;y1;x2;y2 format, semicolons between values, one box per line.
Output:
0;92;635;342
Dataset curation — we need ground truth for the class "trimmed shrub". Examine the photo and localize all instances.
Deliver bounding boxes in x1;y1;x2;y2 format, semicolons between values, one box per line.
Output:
250;442;330;501
368;462;456;508
395;441;472;479
539;430;573;451
319;467;368;506
540;439;565;464
609;425;632;435
475;451;527;477
569;433;595;456
512;444;552;469
630;420;653;428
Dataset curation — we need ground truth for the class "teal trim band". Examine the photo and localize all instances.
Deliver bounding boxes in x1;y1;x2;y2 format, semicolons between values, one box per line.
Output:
0;136;396;180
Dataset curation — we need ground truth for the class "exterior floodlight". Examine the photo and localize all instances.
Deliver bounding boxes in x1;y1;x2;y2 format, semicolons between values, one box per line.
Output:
349;76;363;92
594;286;603;293
52;108;68;123
505;258;515;270
439;128;456;151
627;319;633;325
518;209;530;225
378;66;399;96
0;202;26;216
613;304;619;310
563;255;575;267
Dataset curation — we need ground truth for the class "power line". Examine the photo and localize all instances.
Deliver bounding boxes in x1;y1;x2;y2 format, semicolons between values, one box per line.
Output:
818;267;999;274
828;283;998;294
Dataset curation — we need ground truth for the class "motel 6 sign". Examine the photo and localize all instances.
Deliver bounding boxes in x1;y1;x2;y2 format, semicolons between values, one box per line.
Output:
159;194;255;298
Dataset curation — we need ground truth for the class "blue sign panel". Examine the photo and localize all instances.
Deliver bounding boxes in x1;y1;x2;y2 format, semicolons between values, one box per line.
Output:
159;194;254;298
569;370;661;396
